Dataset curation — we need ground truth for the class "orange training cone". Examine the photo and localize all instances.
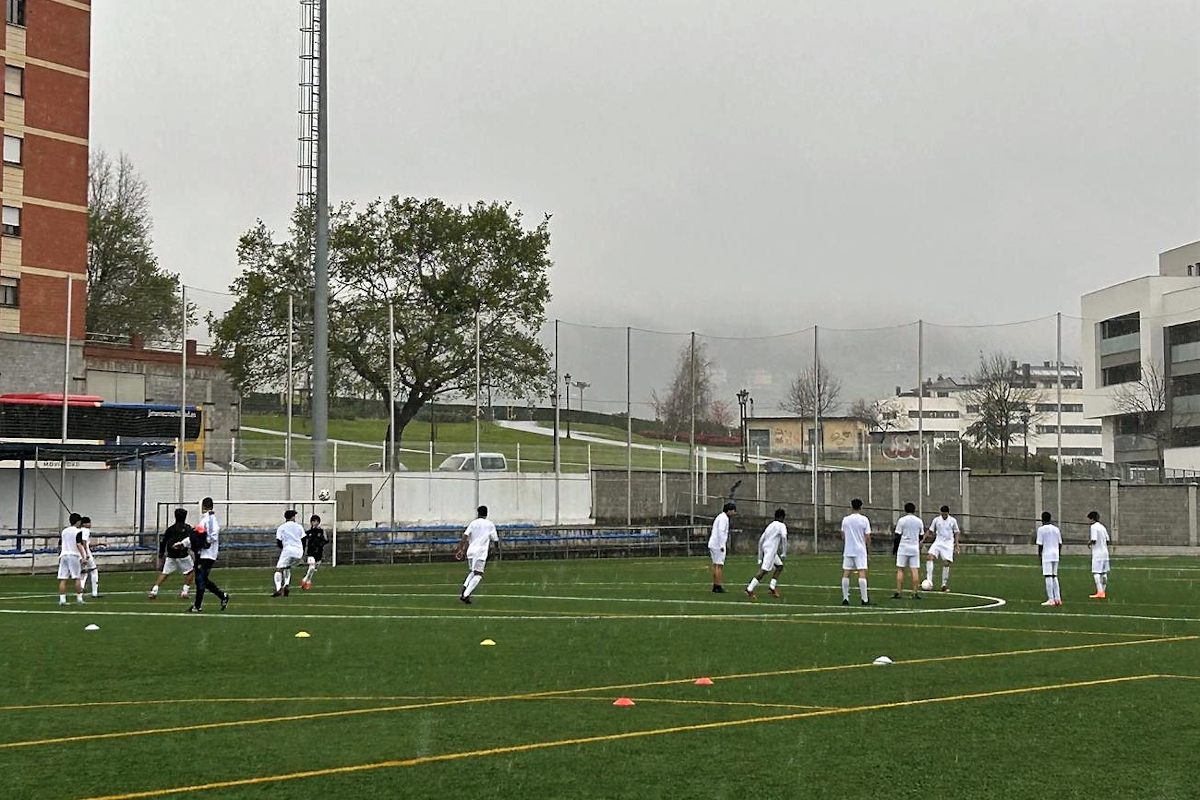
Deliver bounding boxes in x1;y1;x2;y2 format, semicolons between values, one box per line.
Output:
612;697;635;706
694;677;714;685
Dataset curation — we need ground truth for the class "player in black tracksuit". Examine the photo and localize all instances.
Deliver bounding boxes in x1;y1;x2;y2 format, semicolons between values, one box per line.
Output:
300;515;328;590
148;508;195;599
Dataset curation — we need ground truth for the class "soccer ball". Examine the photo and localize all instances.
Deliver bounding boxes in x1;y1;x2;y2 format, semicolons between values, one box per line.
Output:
920;579;934;592
317;489;331;502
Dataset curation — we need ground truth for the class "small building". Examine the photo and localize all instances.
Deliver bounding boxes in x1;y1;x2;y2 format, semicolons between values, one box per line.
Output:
746;415;869;460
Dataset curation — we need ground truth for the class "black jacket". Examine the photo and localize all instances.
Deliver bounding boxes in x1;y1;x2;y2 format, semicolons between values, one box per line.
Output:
160;522;192;559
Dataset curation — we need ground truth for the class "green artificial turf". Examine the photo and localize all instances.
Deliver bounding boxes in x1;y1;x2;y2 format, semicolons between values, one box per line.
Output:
1;555;1197;799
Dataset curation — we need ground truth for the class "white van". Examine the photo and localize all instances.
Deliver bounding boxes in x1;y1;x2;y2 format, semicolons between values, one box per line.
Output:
437;452;508;472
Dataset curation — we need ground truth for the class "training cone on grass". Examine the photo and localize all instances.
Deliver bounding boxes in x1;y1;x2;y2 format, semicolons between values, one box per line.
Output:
295;631;311;639
480;639;496;646
612;697;635;706
872;655;893;665
694;677;714;685
84;624;99;631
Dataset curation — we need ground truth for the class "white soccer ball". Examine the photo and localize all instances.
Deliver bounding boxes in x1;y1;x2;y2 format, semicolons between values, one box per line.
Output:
920;579;933;592
317;489;331;502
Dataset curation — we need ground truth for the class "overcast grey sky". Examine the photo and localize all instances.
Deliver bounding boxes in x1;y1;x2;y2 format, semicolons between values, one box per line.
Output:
92;0;1198;344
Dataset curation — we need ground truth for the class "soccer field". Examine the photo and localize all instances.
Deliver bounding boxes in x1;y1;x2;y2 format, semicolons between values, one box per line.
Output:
1;556;1197;800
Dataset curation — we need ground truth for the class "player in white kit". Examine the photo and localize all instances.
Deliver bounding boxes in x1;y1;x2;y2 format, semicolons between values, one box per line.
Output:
925;505;959;591
840;499;872;605
79;515;99;598
57;512;86;605
893;502;924;599
1036;511;1062;607
1087;510;1110;599
456;505;500;604
271;509;306;597
707;502;736;593
745;508;787;599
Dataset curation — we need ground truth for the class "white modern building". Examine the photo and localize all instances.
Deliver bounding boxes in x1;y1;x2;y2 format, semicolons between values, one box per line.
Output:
1081;240;1200;473
879;363;1102;463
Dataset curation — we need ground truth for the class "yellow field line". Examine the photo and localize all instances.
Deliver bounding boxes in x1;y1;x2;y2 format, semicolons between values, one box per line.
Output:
78;674;1175;800
547;695;838;711
5;634;1191;753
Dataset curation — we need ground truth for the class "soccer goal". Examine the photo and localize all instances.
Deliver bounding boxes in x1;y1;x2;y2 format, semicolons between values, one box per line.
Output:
153;499;340;568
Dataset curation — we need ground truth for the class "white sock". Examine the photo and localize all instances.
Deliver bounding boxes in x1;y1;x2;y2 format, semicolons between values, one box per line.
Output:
841;577;850;600
1094;574;1104;592
858;578;869;602
941;566;950;586
1045;577;1055;600
1053;578;1061;601
464;573;483;598
90;571;99;595
926;561;934;582
304;567;316;583
747;577;760;592
1101;574;1108;591
283;569;291;587
149;585;158;596
769;578;777;590
59;593;66;603
274;571;283;591
76;593;84;602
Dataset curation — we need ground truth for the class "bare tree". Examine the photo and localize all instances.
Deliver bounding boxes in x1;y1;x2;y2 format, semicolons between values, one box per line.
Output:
651;341;717;438
849;396;908;431
1110;359;1170;481
781;360;842;417
962;352;1045;473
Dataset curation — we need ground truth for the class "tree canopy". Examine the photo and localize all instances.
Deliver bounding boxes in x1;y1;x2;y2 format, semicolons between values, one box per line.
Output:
961;352;1044;472
211;197;553;443
651;340;723;437
781;360;842;418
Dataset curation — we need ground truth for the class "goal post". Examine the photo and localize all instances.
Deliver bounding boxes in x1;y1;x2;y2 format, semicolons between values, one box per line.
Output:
153;499;340;568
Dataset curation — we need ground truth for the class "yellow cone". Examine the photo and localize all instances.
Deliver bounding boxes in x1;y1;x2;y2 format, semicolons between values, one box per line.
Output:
295;631;311;638
480;638;496;646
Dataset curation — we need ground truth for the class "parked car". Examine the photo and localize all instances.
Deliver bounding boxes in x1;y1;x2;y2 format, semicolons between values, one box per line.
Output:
203;460;250;472
437;452;508;472
366;461;407;471
240;457;301;471
762;459;803;473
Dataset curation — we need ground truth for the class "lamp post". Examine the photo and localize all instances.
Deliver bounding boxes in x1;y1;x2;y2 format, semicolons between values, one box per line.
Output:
564;372;572;439
736;389;750;464
572;380;590;420
1020;404;1031;470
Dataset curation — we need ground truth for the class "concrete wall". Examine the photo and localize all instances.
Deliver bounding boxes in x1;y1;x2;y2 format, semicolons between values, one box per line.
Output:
1116;484;1191;546
0;469;595;535
966;474;1040;541
1042;479;1115;542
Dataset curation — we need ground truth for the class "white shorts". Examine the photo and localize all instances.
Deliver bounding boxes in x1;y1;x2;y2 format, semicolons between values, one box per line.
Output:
57;554;81;580
896;551;920;569
81;555;97;571
161;556;194;576
842;554;868;571
1091;555;1109;574
306;555;321;567
709;546;725;566
928;541;954;562
467;557;488;573
276;546;305;570
758;546;783;570
1042;559;1059;576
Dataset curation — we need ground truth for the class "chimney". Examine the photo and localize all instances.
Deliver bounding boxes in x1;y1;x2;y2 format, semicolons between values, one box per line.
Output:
186;339;198;357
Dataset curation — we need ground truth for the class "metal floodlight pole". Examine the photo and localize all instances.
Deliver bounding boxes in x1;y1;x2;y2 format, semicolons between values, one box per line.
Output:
286;293;294;497
178;283;187;503
553;320;560;525
1056;312;1063;524
474;308;481;508
388;301;396;529
311;0;330;472
917;319;924;520
626;326;632;527
564;371;572;439
60;275;72;527
812;325;819;553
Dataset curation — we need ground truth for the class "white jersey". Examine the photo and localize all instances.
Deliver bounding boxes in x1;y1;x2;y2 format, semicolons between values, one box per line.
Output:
1089;522;1109;556
463;518;499;559
758;520;787;556
276;520;305;551
894;514;924;554
708;512;731;550
59;525;81;558
198;511;221;560
1036;524;1062;561
929;515;959;545
841;513;871;557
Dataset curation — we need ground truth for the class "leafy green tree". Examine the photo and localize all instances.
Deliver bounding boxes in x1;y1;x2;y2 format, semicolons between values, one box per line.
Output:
651;341;719;438
86;151;185;340
212;197;553;448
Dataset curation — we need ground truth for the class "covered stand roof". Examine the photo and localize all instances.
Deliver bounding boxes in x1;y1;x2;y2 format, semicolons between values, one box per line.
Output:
0;442;175;464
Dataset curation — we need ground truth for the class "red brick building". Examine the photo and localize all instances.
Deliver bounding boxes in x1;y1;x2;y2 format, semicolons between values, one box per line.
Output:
0;0;88;392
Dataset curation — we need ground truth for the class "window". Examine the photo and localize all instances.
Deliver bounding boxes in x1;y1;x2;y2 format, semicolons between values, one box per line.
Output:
0;276;15;307
6;0;23;26
1035;403;1084;413
1101;362;1140;386
3;135;21;166
1036;425;1102;435
1;205;19;236
1100;313;1140;340
4;65;22;97
1171;373;1200;397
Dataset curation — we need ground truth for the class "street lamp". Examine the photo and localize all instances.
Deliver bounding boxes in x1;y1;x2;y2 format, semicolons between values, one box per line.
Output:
563;373;572;439
572;380;591;420
1020;404;1031;470
736;389;750;463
